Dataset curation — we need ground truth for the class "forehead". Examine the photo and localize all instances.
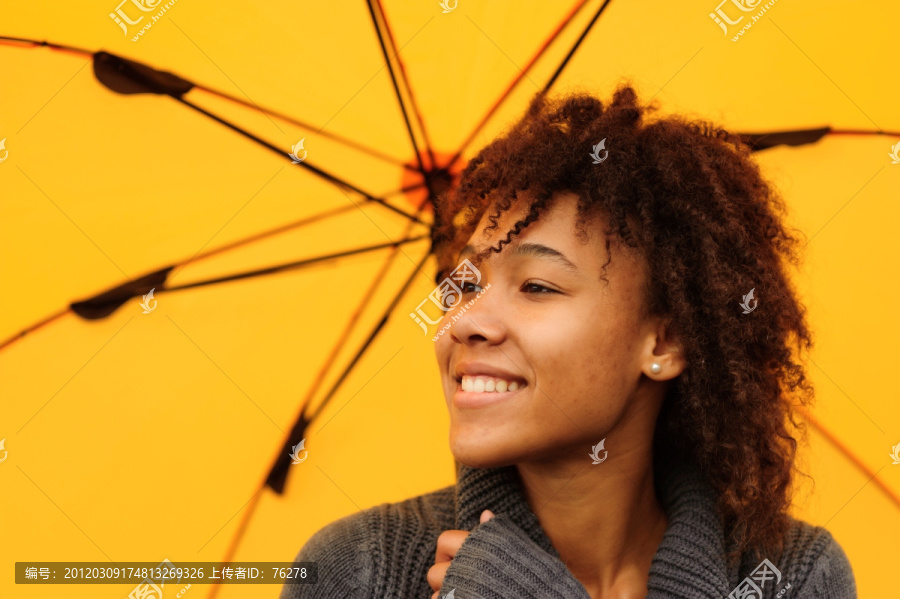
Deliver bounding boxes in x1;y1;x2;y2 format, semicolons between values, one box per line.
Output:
454;191;647;289
461;191;600;260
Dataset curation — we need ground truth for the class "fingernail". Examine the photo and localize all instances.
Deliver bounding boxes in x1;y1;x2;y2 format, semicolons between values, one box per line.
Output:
480;509;494;523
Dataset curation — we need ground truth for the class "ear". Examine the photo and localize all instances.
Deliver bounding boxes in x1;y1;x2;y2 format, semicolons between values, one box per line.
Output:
642;318;686;381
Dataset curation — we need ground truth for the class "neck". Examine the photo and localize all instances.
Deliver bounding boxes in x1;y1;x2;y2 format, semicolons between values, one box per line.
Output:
517;445;667;597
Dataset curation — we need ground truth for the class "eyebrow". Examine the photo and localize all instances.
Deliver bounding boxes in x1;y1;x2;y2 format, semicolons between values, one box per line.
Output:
459;242;579;272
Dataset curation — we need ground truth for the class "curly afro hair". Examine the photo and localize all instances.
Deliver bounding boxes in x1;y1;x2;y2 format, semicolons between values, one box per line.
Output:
432;82;815;564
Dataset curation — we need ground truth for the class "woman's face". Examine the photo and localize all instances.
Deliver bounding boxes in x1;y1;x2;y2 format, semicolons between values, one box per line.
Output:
434;191;676;469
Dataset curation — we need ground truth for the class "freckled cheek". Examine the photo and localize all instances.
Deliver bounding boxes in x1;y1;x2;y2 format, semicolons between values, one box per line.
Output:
532;320;630;390
527;323;595;384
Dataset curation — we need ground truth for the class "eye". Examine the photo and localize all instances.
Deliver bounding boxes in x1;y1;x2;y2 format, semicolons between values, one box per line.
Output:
522;281;559;294
461;281;483;293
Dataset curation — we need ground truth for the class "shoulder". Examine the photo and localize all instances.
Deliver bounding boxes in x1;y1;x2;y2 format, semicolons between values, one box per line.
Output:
279;483;456;599
747;517;856;599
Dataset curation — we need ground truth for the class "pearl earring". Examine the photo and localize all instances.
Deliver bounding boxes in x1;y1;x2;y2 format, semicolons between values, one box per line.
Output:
650;363;661;374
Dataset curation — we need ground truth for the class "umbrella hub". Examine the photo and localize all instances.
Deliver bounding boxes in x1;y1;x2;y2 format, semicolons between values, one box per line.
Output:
400;151;464;213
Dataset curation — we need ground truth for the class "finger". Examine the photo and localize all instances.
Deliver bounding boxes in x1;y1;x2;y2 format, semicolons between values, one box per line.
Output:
434;530;470;563
426;561;450;593
480;509;495;523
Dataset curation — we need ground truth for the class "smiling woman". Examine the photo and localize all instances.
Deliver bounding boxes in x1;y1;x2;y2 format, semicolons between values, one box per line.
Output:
279;84;857;599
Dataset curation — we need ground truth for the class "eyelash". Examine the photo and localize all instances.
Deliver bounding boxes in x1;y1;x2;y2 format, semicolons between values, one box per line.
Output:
461;281;558;294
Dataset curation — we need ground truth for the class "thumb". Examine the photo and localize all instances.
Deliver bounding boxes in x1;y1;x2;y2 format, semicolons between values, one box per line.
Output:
480;509;495;524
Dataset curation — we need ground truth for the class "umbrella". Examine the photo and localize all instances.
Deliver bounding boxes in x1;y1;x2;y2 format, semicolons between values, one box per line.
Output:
1;1;898;597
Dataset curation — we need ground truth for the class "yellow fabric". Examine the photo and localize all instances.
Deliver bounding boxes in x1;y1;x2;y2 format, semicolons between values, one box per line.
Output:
1;1;897;597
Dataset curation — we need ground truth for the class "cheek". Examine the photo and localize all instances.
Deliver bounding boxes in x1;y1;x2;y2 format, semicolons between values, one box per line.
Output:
532;311;637;392
434;334;451;372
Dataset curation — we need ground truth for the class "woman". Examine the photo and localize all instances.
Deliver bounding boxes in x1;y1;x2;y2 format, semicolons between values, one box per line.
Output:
279;84;856;599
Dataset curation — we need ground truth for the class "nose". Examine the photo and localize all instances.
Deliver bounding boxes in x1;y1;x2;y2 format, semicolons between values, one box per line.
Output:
447;282;504;345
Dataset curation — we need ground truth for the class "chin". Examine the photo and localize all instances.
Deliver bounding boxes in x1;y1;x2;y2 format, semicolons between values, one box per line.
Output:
448;430;519;470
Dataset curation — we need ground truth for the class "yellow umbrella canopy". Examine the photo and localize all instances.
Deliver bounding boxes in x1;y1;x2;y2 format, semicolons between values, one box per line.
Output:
2;1;898;597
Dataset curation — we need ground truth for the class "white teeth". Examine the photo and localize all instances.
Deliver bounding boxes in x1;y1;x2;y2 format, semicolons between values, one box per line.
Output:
459;375;525;393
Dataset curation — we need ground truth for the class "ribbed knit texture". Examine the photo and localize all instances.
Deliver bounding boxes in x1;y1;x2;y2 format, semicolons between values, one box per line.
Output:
279;460;856;598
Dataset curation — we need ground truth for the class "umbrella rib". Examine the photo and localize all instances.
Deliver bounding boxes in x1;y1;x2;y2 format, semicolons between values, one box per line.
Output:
166;203;361;282
446;0;594;170
265;247;432;491
0;35;93;57
303;245;430;436
829;128;900;138
205;244;432;599
1;36;420;171
162;235;430;293
797;406;900;511
365;0;434;194
0;200;420;345
172;95;426;226
374;0;437;170
191;83;418;171
0;308;70;352
740;128;900;152
543;0;614;93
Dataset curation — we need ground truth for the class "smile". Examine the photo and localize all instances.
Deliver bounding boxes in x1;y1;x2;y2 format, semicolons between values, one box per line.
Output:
452;376;528;409
460;374;523;393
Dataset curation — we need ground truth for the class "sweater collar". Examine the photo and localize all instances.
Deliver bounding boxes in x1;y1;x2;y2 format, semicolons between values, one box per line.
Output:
454;460;738;598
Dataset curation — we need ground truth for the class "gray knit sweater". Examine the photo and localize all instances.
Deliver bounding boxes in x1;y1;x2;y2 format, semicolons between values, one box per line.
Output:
279;460;856;598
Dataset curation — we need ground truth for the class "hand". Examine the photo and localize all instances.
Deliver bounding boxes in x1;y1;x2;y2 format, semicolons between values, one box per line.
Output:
427;509;494;599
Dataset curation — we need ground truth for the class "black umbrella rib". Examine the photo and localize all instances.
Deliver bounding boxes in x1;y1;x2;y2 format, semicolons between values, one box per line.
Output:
264;247;432;494
544;0;614;93
1;36;417;172
164;235;430;292
365;0;435;195
0;35;92;56
190;84;416;171
445;0;594;170
172;95;425;226
743;127;900;151
65;235;430;321
0;213;427;349
376;0;439;171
